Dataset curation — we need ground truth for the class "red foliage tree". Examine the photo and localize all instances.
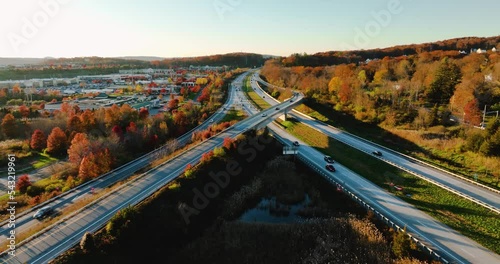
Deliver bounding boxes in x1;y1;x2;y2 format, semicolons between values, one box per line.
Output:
67;115;83;133
200;151;214;163
16;174;31;193
201;130;212;140
111;125;124;140
197;88;210;103
223;137;235;150
126;121;138;134
68;133;91;164
46;127;67;155
139;108;149;119
167;98;179;111
464;99;481;126
30;129;46;151
19;105;30;119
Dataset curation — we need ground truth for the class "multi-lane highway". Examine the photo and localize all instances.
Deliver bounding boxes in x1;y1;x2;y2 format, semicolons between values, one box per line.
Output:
0;73;246;250
2;70;498;263
0;73;304;263
250;71;500;214
237;72;500;263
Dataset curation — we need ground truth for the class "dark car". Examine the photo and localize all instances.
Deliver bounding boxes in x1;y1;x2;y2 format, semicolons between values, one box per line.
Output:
324;155;334;163
325;164;336;172
275;107;280;110
33;206;54;219
372;151;382;156
293;141;300;146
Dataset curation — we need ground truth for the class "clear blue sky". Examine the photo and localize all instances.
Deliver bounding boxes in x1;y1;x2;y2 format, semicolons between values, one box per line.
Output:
1;0;499;58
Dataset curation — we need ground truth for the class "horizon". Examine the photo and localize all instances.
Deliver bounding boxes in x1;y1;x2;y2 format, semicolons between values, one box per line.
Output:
1;0;499;58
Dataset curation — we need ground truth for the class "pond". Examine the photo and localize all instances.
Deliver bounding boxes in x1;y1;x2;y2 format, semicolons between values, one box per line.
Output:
239;195;311;223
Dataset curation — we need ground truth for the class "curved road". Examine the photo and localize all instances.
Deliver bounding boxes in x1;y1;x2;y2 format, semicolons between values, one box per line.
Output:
239;72;500;263
250;72;500;213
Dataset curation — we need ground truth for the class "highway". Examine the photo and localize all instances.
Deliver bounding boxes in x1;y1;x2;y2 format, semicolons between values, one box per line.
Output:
2;70;499;263
0;73;245;248
0;73;304;263
237;73;500;263
249;72;500;214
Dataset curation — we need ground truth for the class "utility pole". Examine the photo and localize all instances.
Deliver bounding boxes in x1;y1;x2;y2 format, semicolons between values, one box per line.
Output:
483;105;487;126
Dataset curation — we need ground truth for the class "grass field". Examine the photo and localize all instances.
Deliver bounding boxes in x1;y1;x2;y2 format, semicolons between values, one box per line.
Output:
280;120;500;254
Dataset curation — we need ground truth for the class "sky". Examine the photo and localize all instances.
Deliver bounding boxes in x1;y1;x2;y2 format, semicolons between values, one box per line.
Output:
0;0;499;58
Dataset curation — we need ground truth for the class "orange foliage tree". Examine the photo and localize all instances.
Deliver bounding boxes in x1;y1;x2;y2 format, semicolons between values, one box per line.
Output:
30;129;46;151
46;127;67;155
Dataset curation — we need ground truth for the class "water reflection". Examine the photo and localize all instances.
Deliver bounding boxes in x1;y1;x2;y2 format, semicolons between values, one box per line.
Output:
239;195;311;223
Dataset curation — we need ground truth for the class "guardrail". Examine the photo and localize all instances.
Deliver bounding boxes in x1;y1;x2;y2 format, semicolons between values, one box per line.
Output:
269;127;453;264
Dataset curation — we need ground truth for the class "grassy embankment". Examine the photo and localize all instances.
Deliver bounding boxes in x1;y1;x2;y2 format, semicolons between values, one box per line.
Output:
296;100;500;189
279;119;500;254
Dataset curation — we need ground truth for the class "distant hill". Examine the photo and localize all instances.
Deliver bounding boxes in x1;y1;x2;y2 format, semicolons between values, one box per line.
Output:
155;52;269;68
0;52;272;68
280;35;500;67
0;58;45;66
115;56;166;61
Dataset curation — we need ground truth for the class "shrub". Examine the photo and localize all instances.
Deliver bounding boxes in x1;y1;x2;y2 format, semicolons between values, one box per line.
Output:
80;232;95;253
26;185;44;197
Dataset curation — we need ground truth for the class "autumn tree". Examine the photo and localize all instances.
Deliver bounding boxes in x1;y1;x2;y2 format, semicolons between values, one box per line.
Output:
67;115;83;133
223;137;235;150
78;148;113;182
16;174;31;193
30;129;46;151
80;109;97;132
167;98;179;111
47;127;67;155
19;105;30;119
68;133;91;164
463;99;481;125
1;114;17;138
139;108;149;119
425;58;461;104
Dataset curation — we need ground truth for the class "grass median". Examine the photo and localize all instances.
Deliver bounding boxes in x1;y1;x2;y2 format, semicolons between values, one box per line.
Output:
243;76;271;110
279;119;500;254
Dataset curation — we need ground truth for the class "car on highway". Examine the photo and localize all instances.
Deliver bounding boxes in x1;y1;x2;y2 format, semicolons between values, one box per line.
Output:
33;206;54;219
293;141;300;146
324;155;334;163
210;119;214;123
261;113;267;117
263;95;265;98
325;164;336;172
290;99;294;102
372;150;382;156
275;107;280;110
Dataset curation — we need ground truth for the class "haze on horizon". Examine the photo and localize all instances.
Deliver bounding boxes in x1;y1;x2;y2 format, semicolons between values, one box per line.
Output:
0;0;499;59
